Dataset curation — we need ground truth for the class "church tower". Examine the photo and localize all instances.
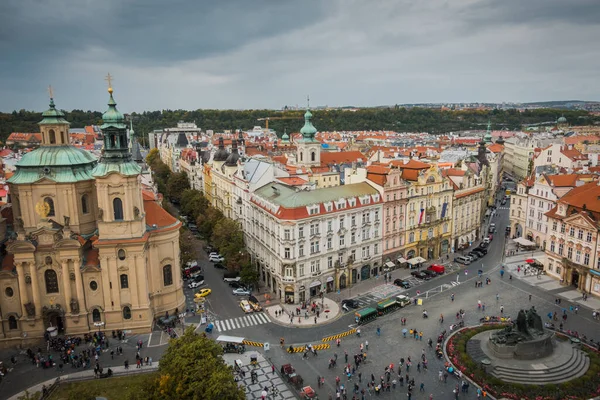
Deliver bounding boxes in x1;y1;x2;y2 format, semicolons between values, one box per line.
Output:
92;80;145;240
296;105;321;167
39;88;70;146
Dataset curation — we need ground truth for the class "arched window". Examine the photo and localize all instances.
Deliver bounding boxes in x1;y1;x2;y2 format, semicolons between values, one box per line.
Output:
300;152;303;162
44;269;59;293
49;129;56;144
122;306;132;320
409;232;415;243
311;151;316;162
113;197;123;220
163;264;173;286
8;315;17;330
120;274;129;289
81;194;89;214
44;197;55;217
61;131;66;144
92;309;101;322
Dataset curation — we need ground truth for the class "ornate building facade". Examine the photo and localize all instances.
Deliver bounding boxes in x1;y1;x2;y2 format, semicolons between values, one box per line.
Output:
0;88;184;344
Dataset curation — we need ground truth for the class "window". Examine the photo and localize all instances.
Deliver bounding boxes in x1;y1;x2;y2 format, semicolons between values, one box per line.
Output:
550;241;555;253
409;232;415;243
560;224;565;233
584;253;590;266
284;229;291;240
89;280;98;291
8;315;17;330
44;197;55;217
351;232;356;244
362;228;369;241
327;221;333;232
328;256;333;269
339;235;345;246
92;309;101;322
340;217;345;228
310;223;319;236
284;267;293;277
374;210;379;221
81;194;89;214
298;264;305;277
113;197;124;220
299;245;304;257
575;250;581;263
374;243;379;254
556;266;561;275
558;243;564;256
428;228;433;239
284;248;291;259
120;274;129;289
569;227;575;237
362;246;369;259
123;306;131;320
49;129;56;144
311;151;316;162
44;269;59;293
567;247;573;259
578;230;583;240
351;216;356;226
163;264;173;286
118;249;126;260
310;260;319;273
310;241;320;254
587;232;593;242
5;287;14;297
552;221;557;231
298;226;304;238
327;237;332;249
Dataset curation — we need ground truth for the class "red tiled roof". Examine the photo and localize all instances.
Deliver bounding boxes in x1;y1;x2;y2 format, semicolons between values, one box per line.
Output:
277;177;307;186
546;174;594;187
560;148;587;161
487;144;504;153
85;248;99;267
2;254;14;271
144;199;179;229
455;187;485;199
401;169;419;181
142;190;156;201
564;135;600;145
390;159;430;169
321;151;366;165
442;169;466;177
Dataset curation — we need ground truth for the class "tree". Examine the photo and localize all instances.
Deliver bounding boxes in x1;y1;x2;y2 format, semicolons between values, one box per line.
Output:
196;207;223;240
167;172;191;204
146;148;160;166
239;262;259;288
211;218;244;260
179;228;195;266
180;189;208;221
152;327;244;400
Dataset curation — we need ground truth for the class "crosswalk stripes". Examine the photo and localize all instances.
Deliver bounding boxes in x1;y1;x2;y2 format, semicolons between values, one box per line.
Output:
215;312;271;332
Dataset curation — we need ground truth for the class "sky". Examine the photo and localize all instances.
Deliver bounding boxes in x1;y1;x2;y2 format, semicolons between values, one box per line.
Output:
1;0;599;113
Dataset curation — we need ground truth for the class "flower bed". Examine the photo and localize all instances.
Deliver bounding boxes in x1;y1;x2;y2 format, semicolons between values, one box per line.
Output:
445;325;600;400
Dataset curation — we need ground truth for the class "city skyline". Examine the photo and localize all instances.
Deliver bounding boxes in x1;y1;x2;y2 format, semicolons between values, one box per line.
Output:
1;0;599;112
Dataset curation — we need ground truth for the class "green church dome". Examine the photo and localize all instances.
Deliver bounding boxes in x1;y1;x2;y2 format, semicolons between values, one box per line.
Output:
101;89;127;130
8;146;97;184
299;109;317;141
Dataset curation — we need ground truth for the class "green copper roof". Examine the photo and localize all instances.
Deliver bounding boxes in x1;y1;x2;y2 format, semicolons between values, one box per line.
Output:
281;129;290;143
39;98;70;126
92;161;142;178
299;109;318;141
8;146;97;184
101;91;127;129
254;182;378;209
484;120;493;144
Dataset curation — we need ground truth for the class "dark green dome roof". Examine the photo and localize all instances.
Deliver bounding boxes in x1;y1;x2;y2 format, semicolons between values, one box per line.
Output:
101;89;127;129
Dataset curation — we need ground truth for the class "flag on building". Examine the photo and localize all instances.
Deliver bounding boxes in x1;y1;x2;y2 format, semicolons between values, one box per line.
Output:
419;208;425;224
441;203;448;218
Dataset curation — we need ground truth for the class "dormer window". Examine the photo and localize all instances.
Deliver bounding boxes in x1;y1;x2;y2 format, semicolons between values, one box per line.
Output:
308;205;320;215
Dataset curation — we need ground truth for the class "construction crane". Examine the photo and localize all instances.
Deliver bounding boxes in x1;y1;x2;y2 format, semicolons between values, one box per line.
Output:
257;116;302;130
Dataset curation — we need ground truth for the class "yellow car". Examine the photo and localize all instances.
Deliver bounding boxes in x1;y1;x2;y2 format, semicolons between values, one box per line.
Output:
240;300;253;313
249;301;262;312
195;288;212;298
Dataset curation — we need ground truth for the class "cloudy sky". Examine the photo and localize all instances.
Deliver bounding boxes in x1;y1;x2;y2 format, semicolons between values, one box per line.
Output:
1;0;599;112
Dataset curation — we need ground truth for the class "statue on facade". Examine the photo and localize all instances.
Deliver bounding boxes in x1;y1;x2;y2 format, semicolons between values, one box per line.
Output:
24;302;36;317
98;208;103;219
70;298;79;314
63;215;70;227
134;206;140;218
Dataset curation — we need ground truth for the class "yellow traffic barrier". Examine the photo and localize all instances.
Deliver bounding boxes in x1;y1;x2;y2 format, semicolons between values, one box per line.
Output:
242;340;264;348
287;343;331;353
322;328;357;342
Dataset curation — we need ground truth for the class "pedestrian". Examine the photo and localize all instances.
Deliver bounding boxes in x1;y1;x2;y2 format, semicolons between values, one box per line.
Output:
450;293;454;302
124;360;129;369
529;294;532;301
417;362;421;372
358;372;362;382
496;293;499;301
500;305;504;314
420;382;425;392
365;340;369;350
482;304;485;312
377;326;381;336
438;370;443;381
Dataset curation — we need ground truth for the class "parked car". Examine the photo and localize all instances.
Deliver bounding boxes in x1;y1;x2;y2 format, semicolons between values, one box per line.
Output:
188;279;205;289
195;288;212;298
410;271;430;280
213;263;226;270
475;246;488;255
479;241;489;248
471;249;485;258
488;234;494;241
229;281;246;289
482;237;491;244
224;276;241;283
455;256;471;265
204;245;215;253
422;270;437;278
232;288;251;296
394;279;411;288
341;299;359;309
467;252;479;261
209;254;225;263
427;264;445;274
239;300;253;313
248;300;262;312
396;295;411;307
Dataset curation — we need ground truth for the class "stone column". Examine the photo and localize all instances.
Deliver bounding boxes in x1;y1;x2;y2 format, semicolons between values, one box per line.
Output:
29;262;41;315
16;263;29;317
100;256;113;310
136;252;149;308
128;255;140;308
61;259;73;312
73;258;86;314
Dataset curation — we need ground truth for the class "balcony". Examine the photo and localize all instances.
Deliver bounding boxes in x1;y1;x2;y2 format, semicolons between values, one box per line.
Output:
311;270;322;277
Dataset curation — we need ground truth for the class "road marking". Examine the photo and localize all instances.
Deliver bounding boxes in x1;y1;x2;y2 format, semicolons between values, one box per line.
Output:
214;312;273;332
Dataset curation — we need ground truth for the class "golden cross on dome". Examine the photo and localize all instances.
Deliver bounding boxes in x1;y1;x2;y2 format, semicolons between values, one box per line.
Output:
47;85;54;99
307;95;310;108
105;73;114;93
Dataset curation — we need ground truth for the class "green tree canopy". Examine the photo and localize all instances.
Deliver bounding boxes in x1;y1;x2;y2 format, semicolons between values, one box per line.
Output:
196;207;223;239
239;262;259;288
167;172;191;204
153;327;244;400
211;218;244;263
146;148;160;166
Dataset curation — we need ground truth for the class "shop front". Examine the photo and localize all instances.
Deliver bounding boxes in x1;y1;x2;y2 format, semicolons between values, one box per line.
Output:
299;285;306;303
326;277;334;293
351;269;358;284
441;239;449;255
309;280;321;297
361;265;370;281
284;285;295;304
339;273;347;289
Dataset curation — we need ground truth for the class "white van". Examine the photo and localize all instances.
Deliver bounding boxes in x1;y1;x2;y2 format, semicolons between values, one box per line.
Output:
455;256;471;265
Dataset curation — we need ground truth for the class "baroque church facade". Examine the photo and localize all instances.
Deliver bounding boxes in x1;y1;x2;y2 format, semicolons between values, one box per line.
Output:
0;87;184;344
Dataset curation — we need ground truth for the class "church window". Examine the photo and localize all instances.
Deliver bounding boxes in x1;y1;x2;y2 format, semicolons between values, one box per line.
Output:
311;151;316;162
122;306;132;320
118;249;126;260
92;309;101;322
300;152;303;162
8;316;17;330
5;287;14;297
61;131;66;143
89;280;98;291
81;194;89;214
49;129;56;144
120;274;129;289
163;265;173;286
44;269;59;293
113;198;124;220
44;197;55;217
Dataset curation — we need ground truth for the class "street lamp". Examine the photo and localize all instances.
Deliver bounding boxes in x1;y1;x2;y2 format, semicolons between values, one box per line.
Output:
94;321;105;334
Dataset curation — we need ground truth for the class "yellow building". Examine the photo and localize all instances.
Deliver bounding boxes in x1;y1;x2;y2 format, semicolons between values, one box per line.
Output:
0;89;184;344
